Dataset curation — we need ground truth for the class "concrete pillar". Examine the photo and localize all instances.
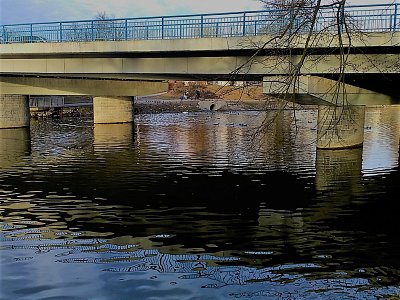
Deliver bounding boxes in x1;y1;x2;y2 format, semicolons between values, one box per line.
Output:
0;95;30;128
93;96;134;124
317;105;365;149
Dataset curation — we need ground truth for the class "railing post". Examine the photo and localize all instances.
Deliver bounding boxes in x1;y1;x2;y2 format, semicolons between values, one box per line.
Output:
242;12;246;36
30;24;33;43
161;17;164;39
339;4;345;33
200;15;204;38
2;26;6;43
394;3;398;32
60;23;63;42
125;19;128;40
91;21;94;41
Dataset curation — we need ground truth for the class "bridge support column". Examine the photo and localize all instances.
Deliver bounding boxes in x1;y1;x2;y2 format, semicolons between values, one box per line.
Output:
317;105;365;149
93;96;134;124
0;95;30;129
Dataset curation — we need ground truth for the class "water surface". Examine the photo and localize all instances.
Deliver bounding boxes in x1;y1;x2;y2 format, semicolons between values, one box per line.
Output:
1;106;399;299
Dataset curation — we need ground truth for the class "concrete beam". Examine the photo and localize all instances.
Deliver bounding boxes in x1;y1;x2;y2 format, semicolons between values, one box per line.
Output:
0;76;168;96
306;76;392;106
1;54;399;80
263;75;393;106
1;32;399;57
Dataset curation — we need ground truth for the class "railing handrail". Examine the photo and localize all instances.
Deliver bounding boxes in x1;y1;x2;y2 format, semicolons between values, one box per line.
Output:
1;2;398;44
1;3;396;27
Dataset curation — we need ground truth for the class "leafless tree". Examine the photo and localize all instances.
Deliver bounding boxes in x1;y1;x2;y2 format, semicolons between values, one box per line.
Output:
220;0;364;148
93;11;125;41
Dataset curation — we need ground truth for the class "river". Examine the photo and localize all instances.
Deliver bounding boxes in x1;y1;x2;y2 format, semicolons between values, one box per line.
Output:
0;105;399;299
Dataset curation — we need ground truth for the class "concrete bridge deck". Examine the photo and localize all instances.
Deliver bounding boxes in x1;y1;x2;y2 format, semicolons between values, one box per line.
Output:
1;32;400;81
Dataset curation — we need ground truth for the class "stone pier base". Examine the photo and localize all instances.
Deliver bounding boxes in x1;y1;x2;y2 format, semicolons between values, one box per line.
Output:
317;105;365;149
93;96;134;124
0;95;30;128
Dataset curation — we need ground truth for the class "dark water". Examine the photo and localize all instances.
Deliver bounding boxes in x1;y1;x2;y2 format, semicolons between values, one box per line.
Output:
0;106;399;300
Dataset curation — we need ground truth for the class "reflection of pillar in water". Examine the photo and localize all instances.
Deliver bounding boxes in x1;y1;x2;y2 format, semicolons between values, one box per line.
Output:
93;123;134;151
0;128;31;168
315;148;363;192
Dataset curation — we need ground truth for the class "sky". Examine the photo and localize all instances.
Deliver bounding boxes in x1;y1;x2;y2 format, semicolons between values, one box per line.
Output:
0;0;394;25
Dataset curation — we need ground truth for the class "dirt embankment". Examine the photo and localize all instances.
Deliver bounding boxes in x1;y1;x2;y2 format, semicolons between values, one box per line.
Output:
159;82;266;101
134;83;308;114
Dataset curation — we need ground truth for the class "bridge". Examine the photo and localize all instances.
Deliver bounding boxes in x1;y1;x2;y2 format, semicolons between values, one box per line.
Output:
1;3;400;149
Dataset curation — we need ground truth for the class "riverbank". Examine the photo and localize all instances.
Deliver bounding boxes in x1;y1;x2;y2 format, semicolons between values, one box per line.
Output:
27;83;316;117
29;98;313;118
134;97;311;114
134;99;265;114
135;83;312;113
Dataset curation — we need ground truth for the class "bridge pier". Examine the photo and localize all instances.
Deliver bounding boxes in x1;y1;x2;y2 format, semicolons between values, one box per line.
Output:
263;76;368;149
317;105;365;149
0;95;30;129
93;96;134;124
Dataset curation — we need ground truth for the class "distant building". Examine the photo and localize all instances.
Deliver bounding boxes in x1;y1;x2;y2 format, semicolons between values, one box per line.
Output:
215;81;262;87
29;96;92;110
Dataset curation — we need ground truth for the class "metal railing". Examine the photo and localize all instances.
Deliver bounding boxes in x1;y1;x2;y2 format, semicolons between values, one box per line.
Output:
0;3;398;44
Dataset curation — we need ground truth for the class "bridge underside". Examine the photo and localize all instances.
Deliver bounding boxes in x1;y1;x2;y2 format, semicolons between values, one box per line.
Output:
0;76;168;97
263;75;400;106
1;53;400;103
1;72;398;105
321;73;400;100
1;33;400;102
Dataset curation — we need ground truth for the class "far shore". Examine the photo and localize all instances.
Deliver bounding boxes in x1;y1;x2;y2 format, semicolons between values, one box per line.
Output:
134;96;316;114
